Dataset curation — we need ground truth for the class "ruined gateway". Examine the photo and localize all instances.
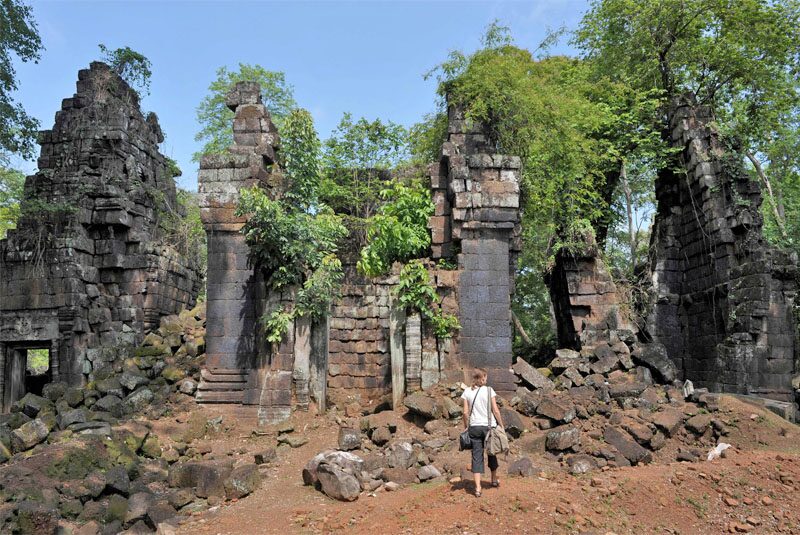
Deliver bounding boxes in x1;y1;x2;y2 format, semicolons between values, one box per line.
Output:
0;68;797;421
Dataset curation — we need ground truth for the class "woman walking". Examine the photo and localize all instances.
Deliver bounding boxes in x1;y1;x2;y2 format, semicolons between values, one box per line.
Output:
461;368;504;497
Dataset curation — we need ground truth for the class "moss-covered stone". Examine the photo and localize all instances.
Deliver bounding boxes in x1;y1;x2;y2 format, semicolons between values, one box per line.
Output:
161;365;186;383
105;494;128;524
140;435;162;458
133;346;168;358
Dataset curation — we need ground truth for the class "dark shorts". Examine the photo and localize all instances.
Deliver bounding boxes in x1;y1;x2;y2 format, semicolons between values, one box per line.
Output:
468;425;499;474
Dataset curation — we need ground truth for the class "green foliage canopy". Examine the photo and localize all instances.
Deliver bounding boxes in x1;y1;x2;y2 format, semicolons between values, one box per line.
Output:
281;108;321;211
194;64;297;162
0;0;42;161
0;165;24;238
320;113;408;221
98;44;152;97
357;179;434;277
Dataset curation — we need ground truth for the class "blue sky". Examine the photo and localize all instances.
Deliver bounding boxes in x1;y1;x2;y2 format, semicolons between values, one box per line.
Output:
11;0;586;190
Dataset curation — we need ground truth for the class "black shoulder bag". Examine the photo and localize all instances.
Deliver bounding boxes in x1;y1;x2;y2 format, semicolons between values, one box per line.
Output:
459;386;482;451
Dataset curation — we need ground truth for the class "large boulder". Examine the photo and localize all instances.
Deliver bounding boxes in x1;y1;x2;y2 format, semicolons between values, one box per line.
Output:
499;408;525;438
168;460;234;499
403;393;440;419
545;425;580;451
338;427;361;451
14;393;53;418
302;451;363;487
536;396;576;423
386;442;414;469
316;463;361;501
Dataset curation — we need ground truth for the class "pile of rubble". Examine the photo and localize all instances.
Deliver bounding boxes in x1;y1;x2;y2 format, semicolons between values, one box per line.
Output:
300;339;739;502
0;304;263;534
0;305;206;462
509;340;730;471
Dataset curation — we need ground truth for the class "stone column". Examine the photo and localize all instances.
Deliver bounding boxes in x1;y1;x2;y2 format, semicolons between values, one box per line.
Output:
197;82;281;404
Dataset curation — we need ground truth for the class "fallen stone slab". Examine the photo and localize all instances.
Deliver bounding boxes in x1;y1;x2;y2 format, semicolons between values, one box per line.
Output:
417;465;441;482
507;457;538;477
546;425;580;451
10;418;50;452
549;349;582;373
648;409;684;437
224;464;261;499
338;427;361;451
603;426;652;465
685;414;714;435
536;396;576;423
513;359;554;391
403;392;440;419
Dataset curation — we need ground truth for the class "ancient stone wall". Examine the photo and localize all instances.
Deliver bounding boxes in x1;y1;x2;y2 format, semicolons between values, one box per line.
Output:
647;97;797;401
327;263;393;406
0;62;201;410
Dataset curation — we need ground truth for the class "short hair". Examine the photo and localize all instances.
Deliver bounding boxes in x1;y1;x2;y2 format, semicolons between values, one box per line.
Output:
472;368;487;385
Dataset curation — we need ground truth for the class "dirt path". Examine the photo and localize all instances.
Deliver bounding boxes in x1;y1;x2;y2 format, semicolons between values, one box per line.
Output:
171;398;800;535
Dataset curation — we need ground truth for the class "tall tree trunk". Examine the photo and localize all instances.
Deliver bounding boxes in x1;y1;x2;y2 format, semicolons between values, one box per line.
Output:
620;161;637;271
746;151;788;239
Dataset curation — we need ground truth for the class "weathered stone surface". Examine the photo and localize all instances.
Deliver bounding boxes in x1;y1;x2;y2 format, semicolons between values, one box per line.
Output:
499;408;525;438
338;428;361;451
317;460;363;500
125;492;154;526
513;359;554;391
224;464;262;499
417;465;442;481
549;349;582;373
507;457;538;477
649;409;684;437
11;418;49;452
168;460;234;499
566;454;597;474
14;393;53;418
371;426;391;446
123;389;154;414
632;344;677;383
685;414;714;435
536;396;575;423
119;372;150;392
386;442;414;470
403;393;439;419
603;426;652;465
106;465;131;496
546;425;580;451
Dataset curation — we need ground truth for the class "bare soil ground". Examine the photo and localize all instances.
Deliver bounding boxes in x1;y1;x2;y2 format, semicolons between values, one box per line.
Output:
157;396;800;535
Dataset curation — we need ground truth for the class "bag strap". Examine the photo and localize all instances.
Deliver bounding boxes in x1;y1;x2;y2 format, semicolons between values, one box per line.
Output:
467;386;481;425
486;386;494;428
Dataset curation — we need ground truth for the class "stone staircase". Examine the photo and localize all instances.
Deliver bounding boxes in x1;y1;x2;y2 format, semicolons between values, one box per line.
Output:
195;368;249;404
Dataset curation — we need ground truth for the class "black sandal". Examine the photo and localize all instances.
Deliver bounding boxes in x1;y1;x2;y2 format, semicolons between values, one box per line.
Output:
491;479;500;488
475;488;482;497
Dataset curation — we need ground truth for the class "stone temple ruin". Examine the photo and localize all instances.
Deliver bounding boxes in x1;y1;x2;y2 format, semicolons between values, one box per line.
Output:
549;96;798;414
0;63;201;411
0;70;797;423
195;83;523;423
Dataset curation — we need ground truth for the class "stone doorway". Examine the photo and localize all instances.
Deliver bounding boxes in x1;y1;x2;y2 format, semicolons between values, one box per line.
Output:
1;344;52;412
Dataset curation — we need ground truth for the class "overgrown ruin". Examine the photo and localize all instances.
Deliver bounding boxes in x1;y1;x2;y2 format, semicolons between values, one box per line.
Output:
196;84;522;421
1;71;797;426
550;96;798;412
0;63;201;411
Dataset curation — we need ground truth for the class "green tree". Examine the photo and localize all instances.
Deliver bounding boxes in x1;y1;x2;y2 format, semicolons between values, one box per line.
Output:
575;0;800;246
98;44;152;96
281;108;321;211
320;113;408;222
0;166;24;238
0;0;43;161
194;64;297;161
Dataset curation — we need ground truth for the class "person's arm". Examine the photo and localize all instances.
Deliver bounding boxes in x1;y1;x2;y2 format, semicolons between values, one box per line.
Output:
491;395;504;428
462;397;470;429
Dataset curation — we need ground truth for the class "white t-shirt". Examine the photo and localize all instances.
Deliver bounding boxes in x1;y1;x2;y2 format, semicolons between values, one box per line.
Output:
461;385;496;427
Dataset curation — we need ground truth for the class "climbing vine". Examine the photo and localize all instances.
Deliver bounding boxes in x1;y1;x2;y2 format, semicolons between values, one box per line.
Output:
395;260;460;339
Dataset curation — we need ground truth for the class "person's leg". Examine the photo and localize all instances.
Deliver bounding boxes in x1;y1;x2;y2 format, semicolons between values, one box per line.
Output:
469;426;486;495
488;454;499;486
